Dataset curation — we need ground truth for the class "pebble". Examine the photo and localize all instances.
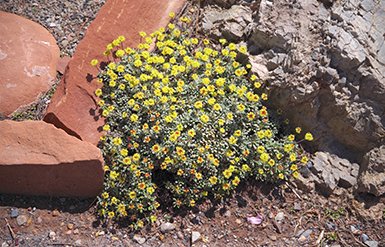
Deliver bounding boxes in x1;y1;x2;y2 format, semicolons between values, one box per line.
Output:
16;215;28;226
10;208;19;218
73;229;80;235
67;223;74;230
294;202;302;211
350;225;360;234
364;241;378;247
160;222;176;233
274;212;285;222
52;209;60;217
269;235;277;241
177;231;184;239
65;230;72;235
49;231;56;240
2;242;9;247
361;233;369;242
74;240;82;246
235;219;242;224
191;231;201;244
133;234;146;244
298;235;307;243
300;229;313;238
36;217;43;224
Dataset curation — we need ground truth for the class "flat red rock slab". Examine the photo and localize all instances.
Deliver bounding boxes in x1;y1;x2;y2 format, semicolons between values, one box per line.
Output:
0;11;59;117
0;120;104;198
44;0;186;145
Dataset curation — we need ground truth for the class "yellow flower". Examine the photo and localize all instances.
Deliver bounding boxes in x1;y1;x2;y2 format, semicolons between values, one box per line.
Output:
213;103;222;111
289;153;297;162
200;114;209;123
232;176;240;186
258;168;264;174
113;137;122;146
227;113;233;120
195;173;202;180
223;183;230;190
115;49;125;57
247;112;255;120
101;192;109;199
229;136;237;145
254;81;262;88
288;134;295;141
139;31;147;37
234;130;242;137
301;156;309;163
123;157;131;165
133;153;141;162
305;132;314;141
188;129;196;137
295;127;302;134
209;176;218;185
190;200;196;207
109;170;118;180
90;59;98;66
278;173;285;179
152;144;160;153
108;211;115;219
169;12;175;18
194;101;203;109
129;191;136;199
147;186;155;194
292;171;299;178
242;164;251;172
268;159;275;166
208;98;216;105
237;104;245;111
223;169;232;179
95;88;102;97
120;149;128;157
130;114;139;122
260;153;270;163
290;164;298;171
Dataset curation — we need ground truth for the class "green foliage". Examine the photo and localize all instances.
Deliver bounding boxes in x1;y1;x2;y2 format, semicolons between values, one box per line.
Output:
93;14;313;228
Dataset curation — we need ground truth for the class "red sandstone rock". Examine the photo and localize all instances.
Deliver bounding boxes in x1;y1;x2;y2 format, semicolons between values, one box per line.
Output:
56;56;72;74
0;11;59;117
44;0;186;145
0;120;104;197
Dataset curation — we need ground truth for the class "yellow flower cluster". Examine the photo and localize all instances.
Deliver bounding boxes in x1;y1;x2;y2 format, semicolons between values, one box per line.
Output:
94;13;313;228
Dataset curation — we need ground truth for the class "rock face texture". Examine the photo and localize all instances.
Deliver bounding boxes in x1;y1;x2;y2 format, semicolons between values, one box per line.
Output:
202;0;385;196
0;120;104;197
44;0;186;145
0;11;59;117
357;145;385;196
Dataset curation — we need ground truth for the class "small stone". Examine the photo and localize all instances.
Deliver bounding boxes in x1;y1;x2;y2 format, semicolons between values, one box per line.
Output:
36;217;43;224
269;235;277;241
16;215;28;226
61;39;69;47
160;222;176;233
350;225;360;234
177;231;184;239
301;229;313;238
74;240;82;246
95;230;105;237
67;223;74;230
361;234;369;242
65;230;72;235
73;229;79;235
298;235;307;243
235;219;242;224
224;210;231;217
294;202;302;211
52;209;60;217
364;240;379;247
274;212;285;222
49;231;56;240
2;242;10;247
191;231;201;244
133;234;146;244
10;208;19;218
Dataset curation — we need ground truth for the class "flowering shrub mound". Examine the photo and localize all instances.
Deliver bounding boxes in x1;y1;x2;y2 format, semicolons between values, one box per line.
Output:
92;14;313;228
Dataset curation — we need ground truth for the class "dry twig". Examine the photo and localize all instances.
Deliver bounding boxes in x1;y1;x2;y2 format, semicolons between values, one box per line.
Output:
4;218;15;240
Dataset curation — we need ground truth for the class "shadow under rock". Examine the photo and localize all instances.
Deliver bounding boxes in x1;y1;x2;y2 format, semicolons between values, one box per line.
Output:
0;193;95;214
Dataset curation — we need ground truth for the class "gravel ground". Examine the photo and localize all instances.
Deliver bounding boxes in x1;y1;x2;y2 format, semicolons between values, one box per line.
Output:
0;0;107;56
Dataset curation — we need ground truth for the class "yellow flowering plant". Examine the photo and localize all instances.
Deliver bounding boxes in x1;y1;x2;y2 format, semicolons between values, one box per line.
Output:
93;14;313;228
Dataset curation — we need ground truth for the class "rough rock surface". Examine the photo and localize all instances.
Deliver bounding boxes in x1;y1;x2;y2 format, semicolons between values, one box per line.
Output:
0;120;104;197
0;11;59;117
357;145;385;196
44;0;186;145
202;0;385;196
